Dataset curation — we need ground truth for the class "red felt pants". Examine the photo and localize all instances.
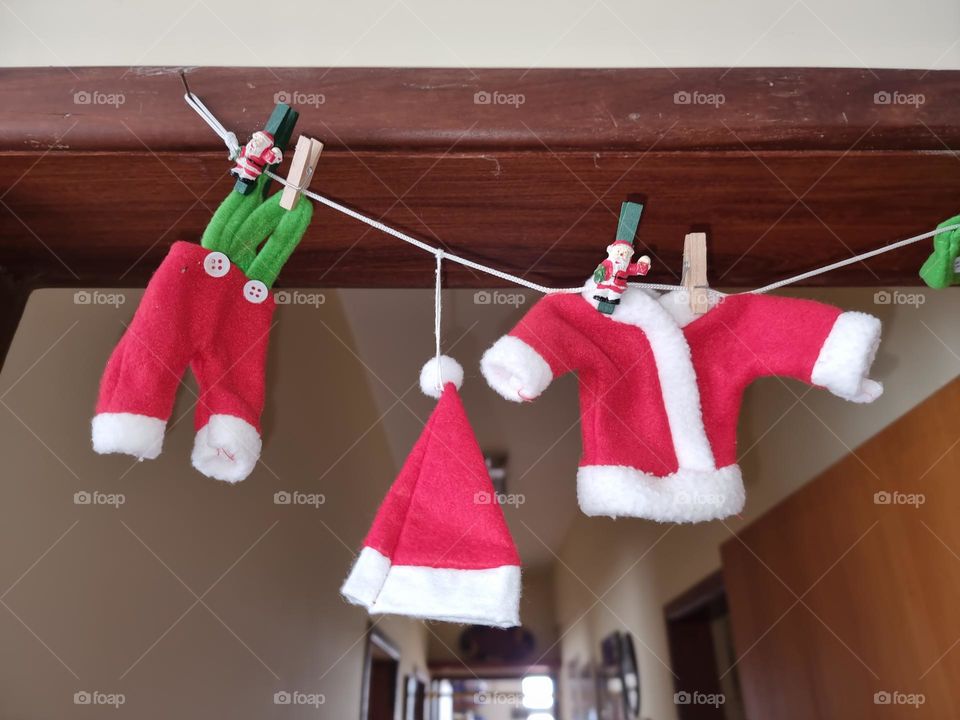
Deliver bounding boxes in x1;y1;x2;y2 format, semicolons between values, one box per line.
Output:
96;241;275;434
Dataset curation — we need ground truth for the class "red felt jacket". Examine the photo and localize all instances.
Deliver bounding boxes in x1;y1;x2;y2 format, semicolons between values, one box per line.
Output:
481;287;882;523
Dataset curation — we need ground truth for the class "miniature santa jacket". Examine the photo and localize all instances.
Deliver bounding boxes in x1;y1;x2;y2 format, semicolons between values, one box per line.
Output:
481;283;883;523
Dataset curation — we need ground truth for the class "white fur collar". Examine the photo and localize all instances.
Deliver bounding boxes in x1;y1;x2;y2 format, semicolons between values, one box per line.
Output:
580;279;724;329
656;289;724;328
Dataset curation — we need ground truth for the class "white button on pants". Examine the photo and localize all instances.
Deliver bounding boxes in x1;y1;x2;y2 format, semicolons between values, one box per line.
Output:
203;251;231;278
243;280;269;304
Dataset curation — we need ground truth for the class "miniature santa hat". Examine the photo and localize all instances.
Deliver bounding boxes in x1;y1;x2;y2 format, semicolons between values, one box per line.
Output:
340;356;522;627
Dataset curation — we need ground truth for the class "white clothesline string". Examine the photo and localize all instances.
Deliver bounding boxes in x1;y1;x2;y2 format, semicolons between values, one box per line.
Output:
434;250;444;393
185;92;956;297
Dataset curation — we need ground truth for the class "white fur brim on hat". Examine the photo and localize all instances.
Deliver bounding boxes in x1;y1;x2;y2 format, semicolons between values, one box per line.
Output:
419;355;464;398
341;546;521;627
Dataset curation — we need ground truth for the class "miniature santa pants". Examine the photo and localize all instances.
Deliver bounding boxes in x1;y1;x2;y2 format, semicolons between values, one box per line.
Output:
92;241;275;482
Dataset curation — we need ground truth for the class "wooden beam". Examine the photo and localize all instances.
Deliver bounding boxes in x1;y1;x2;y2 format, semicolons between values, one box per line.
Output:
1;149;957;288
0;67;958;289
2;67;957;152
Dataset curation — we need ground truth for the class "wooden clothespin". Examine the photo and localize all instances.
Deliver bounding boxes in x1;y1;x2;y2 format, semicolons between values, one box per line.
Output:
280;136;324;210
682;232;710;315
233;102;300;196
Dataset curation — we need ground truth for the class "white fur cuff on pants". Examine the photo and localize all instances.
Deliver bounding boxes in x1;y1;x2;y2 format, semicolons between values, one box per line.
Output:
191;414;261;483
92;412;165;460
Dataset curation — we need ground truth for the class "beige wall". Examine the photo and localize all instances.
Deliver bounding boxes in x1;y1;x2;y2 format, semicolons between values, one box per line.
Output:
0;288;427;719
427;564;560;666
554;286;960;720
2;0;959;69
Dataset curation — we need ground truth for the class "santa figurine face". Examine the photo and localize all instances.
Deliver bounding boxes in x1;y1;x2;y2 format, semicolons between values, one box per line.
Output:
246;131;274;155
607;241;635;268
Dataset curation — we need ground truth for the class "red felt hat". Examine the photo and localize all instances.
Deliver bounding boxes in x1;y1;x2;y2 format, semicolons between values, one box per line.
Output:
341;357;521;627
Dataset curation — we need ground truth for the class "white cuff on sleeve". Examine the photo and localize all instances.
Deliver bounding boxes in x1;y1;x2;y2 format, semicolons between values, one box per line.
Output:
480;335;553;402
812;311;883;403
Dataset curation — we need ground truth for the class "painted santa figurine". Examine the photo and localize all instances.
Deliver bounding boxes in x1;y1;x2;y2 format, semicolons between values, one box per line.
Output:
591;201;651;314
230;131;283;187
592;241;651;314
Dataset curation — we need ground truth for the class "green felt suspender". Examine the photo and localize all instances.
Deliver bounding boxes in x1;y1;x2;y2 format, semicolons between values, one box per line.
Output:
919;213;960;289
201;175;313;287
235;193;313;287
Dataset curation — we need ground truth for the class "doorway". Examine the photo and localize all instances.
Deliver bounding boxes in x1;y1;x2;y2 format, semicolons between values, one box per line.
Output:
664;571;746;720
362;627;401;720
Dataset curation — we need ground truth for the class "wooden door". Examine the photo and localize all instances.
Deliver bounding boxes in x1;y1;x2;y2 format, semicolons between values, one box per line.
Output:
721;377;960;719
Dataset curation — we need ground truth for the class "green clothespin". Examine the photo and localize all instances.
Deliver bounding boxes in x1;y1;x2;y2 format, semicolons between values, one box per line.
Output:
616;201;644;244
233;103;299;196
592;201;648;315
919;214;960;289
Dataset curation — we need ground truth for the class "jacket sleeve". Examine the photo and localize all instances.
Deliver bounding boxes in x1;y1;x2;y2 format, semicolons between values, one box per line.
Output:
480;296;578;403
733;294;883;403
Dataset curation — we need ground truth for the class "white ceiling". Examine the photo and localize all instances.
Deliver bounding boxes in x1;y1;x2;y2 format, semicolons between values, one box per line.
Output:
339;288;582;568
3;0;959;69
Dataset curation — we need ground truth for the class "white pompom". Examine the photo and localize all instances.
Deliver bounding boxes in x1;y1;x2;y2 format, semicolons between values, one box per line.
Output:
420;355;464;398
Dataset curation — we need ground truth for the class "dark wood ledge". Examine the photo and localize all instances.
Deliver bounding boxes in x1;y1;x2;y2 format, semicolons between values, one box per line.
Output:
0;67;958;291
2;67;958;152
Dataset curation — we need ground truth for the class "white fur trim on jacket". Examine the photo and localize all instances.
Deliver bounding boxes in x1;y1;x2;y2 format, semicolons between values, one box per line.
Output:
341;546;521;628
599;288;717;472
811;311;883;403
191;414;261;483
657;289;723;328
480;335;553;402
92;412;165;460
577;464;745;523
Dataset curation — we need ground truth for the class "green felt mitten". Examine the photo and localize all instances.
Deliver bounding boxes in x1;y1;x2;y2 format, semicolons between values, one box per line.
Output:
231;193;314;287
919;214;960;289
